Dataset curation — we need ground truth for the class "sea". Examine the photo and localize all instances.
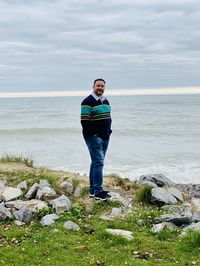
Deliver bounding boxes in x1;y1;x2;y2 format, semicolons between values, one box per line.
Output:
0;94;200;184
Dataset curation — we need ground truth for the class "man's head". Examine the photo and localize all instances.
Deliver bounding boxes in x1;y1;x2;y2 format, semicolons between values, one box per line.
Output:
93;78;106;97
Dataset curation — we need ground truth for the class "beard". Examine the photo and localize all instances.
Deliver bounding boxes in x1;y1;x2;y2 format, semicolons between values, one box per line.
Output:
95;89;104;96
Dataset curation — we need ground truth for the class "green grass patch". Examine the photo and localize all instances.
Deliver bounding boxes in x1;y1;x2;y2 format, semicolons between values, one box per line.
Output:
0;154;34;167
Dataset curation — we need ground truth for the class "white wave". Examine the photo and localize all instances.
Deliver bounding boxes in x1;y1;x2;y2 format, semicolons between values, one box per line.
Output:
1;87;200;98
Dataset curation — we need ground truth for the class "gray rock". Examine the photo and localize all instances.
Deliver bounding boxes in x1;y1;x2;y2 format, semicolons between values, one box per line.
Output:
50;195;72;214
192;211;200;222
0;206;13;220
175;183;200;198
157;212;193;226
138;174;174;187
25;183;39;200
101;207;123;221
39;179;51;188
13;207;33;223
106;229;133;240
60;181;73;195
36;186;57;200
182;222;200;234
73;184;84;197
151;222;179;233
0;180;7;196
17;180;27;190
190;198;200;213
138;181;158;188
5;199;48;212
109;191;124;202
41;214;59;226
167;187;183;202
14;220;26;226
64;220;80;231
0;201;5;208
151;187;177;204
2;187;23;202
161;205;184;213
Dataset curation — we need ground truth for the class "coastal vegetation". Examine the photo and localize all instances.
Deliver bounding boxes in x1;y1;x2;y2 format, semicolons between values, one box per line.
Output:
0;156;200;266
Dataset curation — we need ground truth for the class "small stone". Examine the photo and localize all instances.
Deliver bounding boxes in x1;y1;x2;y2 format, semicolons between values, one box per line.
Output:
0;206;13;220
15;220;26;226
36;186;57;200
106;229;133;240
64;220;80;231
17;180;27;190
151;187;177;205
50;195;72;214
167;187;183;202
60;181;73;195
41;214;59;226
151;222;179;233
39;179;51;188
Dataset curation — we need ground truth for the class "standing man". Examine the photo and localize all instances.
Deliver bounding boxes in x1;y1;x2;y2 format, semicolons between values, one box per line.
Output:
81;79;112;201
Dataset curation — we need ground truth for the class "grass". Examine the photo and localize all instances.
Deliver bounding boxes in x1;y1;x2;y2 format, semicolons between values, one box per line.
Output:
1;159;200;265
135;185;153;204
0;154;34;167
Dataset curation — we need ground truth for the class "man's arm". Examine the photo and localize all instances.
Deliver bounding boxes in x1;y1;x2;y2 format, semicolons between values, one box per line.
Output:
81;100;93;136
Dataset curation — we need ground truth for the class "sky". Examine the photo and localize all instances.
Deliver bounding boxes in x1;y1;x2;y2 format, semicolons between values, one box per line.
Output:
0;0;200;93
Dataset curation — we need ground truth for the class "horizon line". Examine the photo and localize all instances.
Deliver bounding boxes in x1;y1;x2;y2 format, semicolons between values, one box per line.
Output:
0;87;200;98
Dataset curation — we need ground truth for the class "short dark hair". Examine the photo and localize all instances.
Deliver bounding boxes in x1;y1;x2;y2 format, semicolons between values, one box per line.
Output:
93;78;106;85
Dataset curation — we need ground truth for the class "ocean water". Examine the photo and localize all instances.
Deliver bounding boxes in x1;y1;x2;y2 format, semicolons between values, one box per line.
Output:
0;94;200;183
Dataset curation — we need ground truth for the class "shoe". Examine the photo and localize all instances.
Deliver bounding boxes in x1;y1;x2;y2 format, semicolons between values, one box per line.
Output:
89;193;95;198
95;191;111;201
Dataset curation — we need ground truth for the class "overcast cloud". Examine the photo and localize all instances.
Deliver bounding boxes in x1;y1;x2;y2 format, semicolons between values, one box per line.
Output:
0;0;200;92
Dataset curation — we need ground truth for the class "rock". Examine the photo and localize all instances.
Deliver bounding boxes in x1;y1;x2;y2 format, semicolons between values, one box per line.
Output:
17;180;27;190
192;211;200;222
101;207;123;221
121;197;133;209
36;186;57;200
0;180;7;196
151;222;179;233
190;198;200;213
5;199;48;212
39;179;51;188
138;181;158;188
182;222;200;235
0;206;13;220
161;205;184;213
0;201;5;208
13;207;33;223
64;220;80;231
52;228;60;233
0;179;7;189
60;181;73;195
41;214;59;226
106;229;133;240
2;187;23;202
50;195;72;214
14;220;26;226
74;184;84;197
138;174;174;187
157;212;193;226
109;191;124;202
25;183;39;200
151;187;177;205
167;187;183;202
175;183;200;198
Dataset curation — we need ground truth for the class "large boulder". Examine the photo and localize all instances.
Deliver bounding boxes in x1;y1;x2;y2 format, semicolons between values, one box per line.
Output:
138;174;174;187
13;207;33;223
50;195;72;214
36;186;57;200
5;199;48;212
157;212;193;226
2;187;22;202
25;183;39;200
0;206;13;220
151;187;177;205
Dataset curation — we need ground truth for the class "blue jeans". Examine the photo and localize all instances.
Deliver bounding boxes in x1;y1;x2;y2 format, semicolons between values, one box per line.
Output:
84;135;109;194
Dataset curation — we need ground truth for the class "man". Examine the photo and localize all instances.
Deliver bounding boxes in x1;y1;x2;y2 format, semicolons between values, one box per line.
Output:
81;79;112;201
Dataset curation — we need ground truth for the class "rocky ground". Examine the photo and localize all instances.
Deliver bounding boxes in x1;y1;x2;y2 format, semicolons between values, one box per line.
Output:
1;161;200;265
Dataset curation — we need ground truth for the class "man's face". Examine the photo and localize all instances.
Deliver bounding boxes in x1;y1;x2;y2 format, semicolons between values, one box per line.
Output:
93;80;105;97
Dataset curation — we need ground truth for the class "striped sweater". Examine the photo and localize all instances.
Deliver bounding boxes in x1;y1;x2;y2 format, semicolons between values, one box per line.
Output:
81;94;112;139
